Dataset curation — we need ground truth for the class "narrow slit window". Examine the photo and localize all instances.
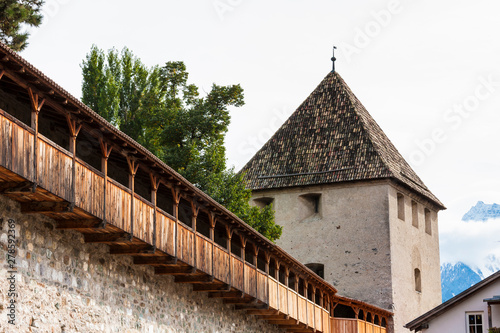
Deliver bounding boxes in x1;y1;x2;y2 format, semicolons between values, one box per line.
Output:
397;193;405;221
414;268;421;292
412;201;418;228
425;208;432;235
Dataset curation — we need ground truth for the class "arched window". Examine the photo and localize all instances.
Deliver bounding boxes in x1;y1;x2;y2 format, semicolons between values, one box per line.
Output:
414;268;422;292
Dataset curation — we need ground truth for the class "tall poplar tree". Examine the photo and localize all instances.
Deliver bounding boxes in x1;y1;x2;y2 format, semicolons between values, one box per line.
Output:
81;46;282;241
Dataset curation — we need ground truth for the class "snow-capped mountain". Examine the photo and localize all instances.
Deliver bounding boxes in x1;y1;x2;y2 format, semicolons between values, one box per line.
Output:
441;262;481;301
462;201;500;221
440;201;500;302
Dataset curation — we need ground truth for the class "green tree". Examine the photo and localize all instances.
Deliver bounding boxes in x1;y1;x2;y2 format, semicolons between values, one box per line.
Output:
81;46;282;241
0;0;44;51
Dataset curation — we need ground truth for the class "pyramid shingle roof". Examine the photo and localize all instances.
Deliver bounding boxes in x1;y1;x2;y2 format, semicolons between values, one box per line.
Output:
240;71;444;209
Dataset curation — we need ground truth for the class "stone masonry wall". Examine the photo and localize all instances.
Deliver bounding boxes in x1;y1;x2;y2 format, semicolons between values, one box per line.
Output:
0;195;286;333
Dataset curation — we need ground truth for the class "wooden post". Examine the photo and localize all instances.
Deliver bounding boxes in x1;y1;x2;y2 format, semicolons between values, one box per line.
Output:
172;188;181;260
487;303;492;329
150;174;161;250
190;200;199;270
264;252;270;306
253;246;259;300
28;87;45;188
284;267;290;318
126;156;139;239
66;115;81;208
209;212;216;278
225;225;233;287
312;285;316;332
275;260;280;312
240;234;247;294
99;139;112;228
305;280;308;326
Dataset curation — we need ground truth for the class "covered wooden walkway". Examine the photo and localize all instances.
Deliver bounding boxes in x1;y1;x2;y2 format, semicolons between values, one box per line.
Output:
0;42;391;333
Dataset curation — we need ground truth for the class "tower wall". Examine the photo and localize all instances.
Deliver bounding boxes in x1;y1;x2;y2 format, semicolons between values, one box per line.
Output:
252;179;442;333
387;185;442;333
252;180;393;309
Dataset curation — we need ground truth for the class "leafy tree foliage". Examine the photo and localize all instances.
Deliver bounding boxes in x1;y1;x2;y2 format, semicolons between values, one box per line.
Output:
0;0;44;50
81;46;282;241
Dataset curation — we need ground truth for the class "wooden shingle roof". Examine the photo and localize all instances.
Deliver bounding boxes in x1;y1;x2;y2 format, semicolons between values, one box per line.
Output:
241;71;444;209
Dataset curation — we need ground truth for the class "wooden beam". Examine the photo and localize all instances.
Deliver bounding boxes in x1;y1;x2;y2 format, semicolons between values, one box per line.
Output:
223;299;256;305
246;309;279;316
208;291;244;299
254;315;287;320
154;266;196;275
174;274;214;284
268;319;301;325
0;181;34;194
234;303;269;311
83;232;131;244
109;245;155;255
21;201;71;213
192;284;230;292
132;256;177;265
55;219;102;229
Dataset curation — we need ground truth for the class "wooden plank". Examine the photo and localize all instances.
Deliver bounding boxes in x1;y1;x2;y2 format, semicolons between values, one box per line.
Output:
231;256;244;291
75;161;104;219
268;278;278;309
196;235;212;275
213;246;230;284
156;211;175;256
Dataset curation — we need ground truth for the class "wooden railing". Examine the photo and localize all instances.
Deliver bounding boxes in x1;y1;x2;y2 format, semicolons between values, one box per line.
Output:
0;111;389;333
331;319;387;333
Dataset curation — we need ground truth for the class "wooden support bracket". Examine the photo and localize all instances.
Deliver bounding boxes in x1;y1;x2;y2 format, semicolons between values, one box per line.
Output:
109;245;155;255
132;256;177;266
55;219;102;230
174;274;214;284
21;201;72;214
192;284;230;292
83;232;131;244
154;266;197;275
0;181;34;194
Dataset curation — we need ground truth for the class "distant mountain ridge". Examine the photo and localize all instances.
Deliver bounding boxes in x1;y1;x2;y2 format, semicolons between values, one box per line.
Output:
441;262;482;301
462;201;500;221
441;201;500;301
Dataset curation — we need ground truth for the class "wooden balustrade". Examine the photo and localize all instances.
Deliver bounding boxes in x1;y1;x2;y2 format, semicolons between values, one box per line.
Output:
75;161;104;219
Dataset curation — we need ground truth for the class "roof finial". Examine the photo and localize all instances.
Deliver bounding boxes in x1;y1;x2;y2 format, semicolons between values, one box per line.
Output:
331;46;337;73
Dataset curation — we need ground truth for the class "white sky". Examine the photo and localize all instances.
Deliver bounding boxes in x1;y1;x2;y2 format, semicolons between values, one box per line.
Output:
19;0;500;266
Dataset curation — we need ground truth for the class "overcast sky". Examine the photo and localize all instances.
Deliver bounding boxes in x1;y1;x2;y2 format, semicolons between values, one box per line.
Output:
19;0;500;268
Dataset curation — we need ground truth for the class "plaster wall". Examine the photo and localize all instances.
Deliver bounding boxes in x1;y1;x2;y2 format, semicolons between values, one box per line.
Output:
252;181;393;309
420;280;500;333
387;186;442;333
0;195;286;333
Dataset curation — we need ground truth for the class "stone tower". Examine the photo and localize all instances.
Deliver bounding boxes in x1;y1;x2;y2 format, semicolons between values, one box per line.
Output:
240;71;445;333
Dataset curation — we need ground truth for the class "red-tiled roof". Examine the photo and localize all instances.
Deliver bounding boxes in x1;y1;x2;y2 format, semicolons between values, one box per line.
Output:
241;71;444;209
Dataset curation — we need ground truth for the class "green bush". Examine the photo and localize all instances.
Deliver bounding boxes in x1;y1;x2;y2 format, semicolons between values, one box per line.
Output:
488;328;500;333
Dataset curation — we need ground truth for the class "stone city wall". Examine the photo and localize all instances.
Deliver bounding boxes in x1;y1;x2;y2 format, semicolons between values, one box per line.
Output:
0;195;285;333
